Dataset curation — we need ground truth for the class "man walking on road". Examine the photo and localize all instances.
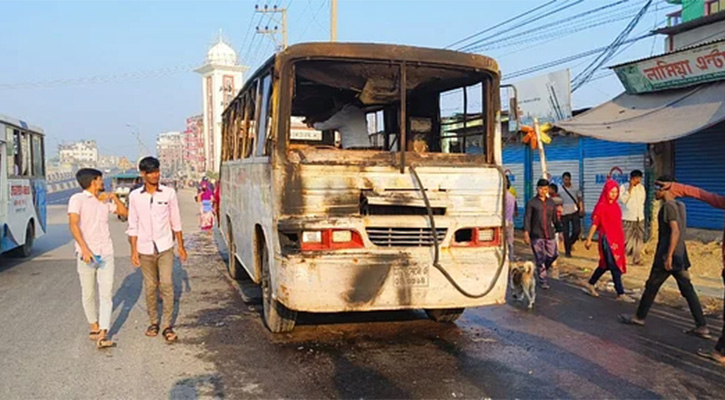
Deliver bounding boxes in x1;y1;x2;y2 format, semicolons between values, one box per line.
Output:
68;168;128;349
127;157;188;343
657;178;725;366
620;170;646;265
524;179;559;289
560;172;584;257
619;176;710;339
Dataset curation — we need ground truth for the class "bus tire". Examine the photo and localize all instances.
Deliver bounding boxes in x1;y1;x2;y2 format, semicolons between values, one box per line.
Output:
11;222;34;258
425;308;464;323
260;238;296;333
226;221;244;280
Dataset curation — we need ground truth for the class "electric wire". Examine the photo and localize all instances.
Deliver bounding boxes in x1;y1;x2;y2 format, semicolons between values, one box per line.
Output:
457;0;586;52
446;0;559;49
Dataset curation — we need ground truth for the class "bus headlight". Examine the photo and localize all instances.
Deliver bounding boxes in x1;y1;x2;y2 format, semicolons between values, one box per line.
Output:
452;227;500;247
302;231;322;244
300;229;364;251
331;230;352;243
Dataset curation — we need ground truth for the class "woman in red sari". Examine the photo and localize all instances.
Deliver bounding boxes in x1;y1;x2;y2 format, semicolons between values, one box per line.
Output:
583;179;635;302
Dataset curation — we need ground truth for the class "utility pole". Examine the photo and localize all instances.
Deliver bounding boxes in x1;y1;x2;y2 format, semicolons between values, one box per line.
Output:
255;4;287;51
330;0;337;42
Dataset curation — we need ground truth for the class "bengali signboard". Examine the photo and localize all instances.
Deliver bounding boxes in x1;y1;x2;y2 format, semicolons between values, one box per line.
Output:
613;39;725;94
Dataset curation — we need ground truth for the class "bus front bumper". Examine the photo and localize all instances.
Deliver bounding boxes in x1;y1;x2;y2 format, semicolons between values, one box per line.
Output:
273;248;508;313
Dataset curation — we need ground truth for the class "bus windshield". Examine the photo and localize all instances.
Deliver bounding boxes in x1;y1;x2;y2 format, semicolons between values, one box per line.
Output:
290;59;493;158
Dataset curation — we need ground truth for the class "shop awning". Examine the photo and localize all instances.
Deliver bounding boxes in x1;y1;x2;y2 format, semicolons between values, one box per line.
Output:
555;81;725;143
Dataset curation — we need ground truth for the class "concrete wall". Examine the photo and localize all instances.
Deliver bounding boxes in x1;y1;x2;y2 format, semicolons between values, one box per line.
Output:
668;19;725;51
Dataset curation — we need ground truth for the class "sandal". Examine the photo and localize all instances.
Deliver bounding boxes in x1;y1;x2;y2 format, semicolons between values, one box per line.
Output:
96;337;115;349
684;327;712;340
618;314;644;326
697;349;725;365
146;324;160;337
162;327;178;343
89;330;101;340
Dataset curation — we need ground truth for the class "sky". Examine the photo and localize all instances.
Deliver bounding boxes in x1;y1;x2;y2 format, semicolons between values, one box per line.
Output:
0;0;677;158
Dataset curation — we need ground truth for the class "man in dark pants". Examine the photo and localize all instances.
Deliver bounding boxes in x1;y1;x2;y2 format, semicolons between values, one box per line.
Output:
656;178;725;366
619;176;710;339
560;172;583;257
524;179;559;289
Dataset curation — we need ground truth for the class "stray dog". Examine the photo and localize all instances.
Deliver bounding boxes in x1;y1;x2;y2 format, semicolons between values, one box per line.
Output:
511;261;536;309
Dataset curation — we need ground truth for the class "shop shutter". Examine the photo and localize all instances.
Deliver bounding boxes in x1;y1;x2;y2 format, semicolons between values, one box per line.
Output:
532;136;581;194
675;126;725;230
503;145;526;228
581;138;646;231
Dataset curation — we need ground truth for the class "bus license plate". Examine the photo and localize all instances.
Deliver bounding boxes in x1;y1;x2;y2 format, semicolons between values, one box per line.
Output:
393;266;429;287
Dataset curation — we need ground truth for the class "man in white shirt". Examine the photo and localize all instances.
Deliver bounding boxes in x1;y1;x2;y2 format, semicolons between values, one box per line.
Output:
306;95;369;149
620;169;646;265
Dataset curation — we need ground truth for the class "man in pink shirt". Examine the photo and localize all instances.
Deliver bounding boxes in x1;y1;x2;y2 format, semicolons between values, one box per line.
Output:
68;168;128;349
658;179;725;366
127;157;188;343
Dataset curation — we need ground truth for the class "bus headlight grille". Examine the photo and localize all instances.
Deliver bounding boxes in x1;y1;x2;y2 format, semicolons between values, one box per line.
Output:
366;227;447;247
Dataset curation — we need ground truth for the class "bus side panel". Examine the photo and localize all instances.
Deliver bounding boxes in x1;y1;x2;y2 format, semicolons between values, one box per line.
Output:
4;178;43;249
222;159;275;283
31;177;47;236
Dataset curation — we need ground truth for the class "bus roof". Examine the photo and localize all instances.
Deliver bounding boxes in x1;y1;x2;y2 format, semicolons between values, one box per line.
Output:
0;113;45;135
278;42;499;73
227;42;500;115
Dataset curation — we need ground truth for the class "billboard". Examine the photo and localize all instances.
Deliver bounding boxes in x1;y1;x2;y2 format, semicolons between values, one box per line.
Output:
514;69;572;127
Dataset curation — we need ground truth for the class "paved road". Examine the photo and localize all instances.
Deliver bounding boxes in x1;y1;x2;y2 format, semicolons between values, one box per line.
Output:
47;178;112;205
1;189;723;399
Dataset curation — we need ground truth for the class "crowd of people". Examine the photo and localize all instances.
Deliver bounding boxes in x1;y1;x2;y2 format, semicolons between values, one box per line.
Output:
517;170;725;366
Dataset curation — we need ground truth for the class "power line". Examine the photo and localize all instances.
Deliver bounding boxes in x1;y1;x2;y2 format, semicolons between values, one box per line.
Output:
458;0;586;52
0;65;196;91
502;33;653;81
465;0;659;53
446;0;558;49
298;0;328;40
572;0;654;91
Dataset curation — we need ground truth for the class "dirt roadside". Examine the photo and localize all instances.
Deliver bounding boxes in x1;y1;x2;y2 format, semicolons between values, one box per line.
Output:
513;232;724;318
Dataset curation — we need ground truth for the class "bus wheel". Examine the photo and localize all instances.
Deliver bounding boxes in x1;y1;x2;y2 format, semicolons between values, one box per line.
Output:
260;239;296;333
226;222;244;280
425;308;464;323
11;222;34;258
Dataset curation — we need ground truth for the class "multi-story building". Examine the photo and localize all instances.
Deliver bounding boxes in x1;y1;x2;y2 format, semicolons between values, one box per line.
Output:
183;115;205;176
156;131;184;177
98;155;120;170
58;140;98;166
195;33;248;173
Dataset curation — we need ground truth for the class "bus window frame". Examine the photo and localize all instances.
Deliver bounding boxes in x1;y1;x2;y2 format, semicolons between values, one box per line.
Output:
4;126;44;179
242;80;259;159
31;133;45;177
256;72;274;157
281;58;497;164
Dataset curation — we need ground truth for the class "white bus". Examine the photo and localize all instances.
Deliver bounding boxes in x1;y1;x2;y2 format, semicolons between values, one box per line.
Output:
220;43;508;332
0;114;46;257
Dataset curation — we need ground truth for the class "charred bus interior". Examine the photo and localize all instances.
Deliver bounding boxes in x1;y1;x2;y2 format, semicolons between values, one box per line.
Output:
289;59;496;161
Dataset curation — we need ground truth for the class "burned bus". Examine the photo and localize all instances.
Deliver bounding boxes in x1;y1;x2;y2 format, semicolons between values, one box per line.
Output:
220;43;508;332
